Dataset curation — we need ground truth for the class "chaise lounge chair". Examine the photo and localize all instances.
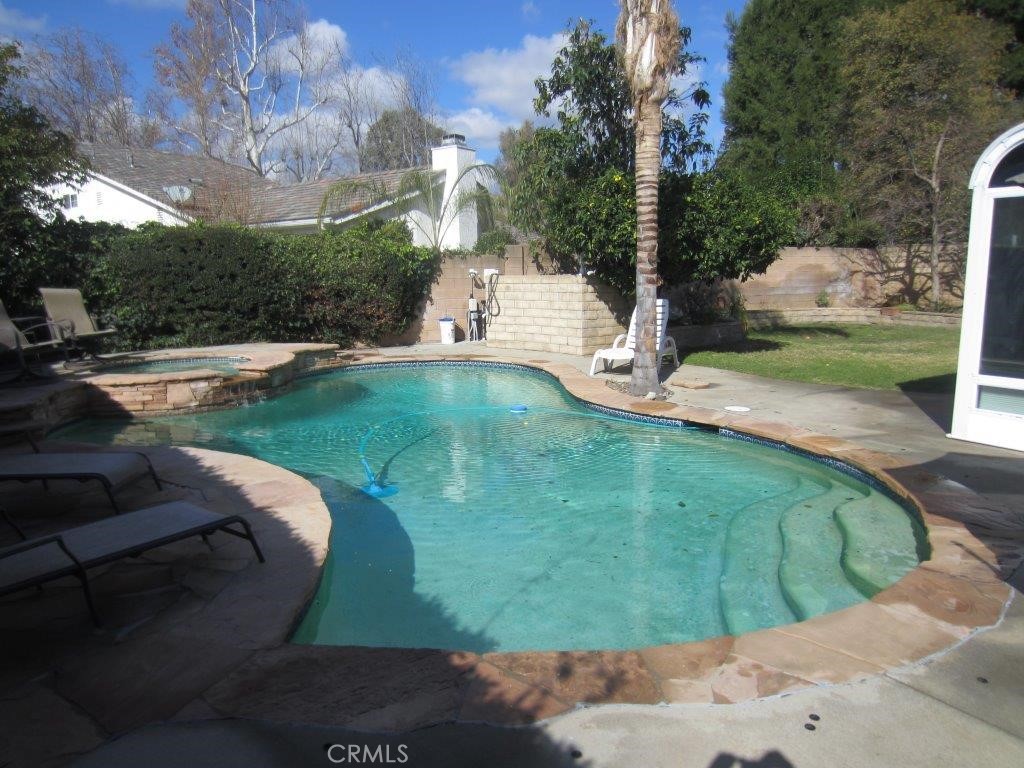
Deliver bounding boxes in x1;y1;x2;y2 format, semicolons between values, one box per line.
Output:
589;298;679;376
39;288;117;357
0;500;265;625
0;451;162;513
1;299;69;380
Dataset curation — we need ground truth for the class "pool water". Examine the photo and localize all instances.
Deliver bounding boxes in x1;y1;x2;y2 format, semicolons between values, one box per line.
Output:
100;356;247;375
56;364;926;652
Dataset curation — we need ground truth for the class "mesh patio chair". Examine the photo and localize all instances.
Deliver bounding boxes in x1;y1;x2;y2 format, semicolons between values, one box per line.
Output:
0;299;70;380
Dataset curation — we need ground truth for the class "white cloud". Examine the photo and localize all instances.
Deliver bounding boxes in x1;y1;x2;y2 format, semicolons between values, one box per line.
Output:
302;19;350;59
267;18;349;76
106;0;186;8
445;107;510;151
714;60;730;77
0;1;46;38
450;32;566;124
521;2;539;20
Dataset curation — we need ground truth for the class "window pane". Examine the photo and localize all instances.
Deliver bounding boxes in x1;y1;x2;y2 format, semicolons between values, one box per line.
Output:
978;386;1024;416
990;144;1024;188
980;197;1024;378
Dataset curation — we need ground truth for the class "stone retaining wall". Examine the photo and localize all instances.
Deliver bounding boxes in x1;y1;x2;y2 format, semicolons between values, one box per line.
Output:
747;307;961;329
486;275;629;355
738;246;964;310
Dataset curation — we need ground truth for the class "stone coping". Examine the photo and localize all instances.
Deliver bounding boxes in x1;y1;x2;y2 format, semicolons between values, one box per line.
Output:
2;346;1021;736
0;343;345;423
204;350;1013;725
82;344;339;386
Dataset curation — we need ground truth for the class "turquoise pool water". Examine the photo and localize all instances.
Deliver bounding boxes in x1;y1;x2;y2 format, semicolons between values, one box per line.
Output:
100;356;247;375
56;363;926;652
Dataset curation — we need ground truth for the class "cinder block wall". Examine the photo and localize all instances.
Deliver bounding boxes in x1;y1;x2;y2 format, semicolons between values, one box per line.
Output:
486;275;628;355
384;244;551;345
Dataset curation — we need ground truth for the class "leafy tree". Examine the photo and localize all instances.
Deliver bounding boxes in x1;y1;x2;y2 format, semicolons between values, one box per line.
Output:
505;19;709;257
504;18;792;306
359;108;444;172
962;0;1024;94
0;43;85;308
720;0;893;243
839;0;1020;306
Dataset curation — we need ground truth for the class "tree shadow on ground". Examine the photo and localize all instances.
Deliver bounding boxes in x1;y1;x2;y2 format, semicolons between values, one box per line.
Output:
683;338;785;356
0;409;599;767
753;325;851;339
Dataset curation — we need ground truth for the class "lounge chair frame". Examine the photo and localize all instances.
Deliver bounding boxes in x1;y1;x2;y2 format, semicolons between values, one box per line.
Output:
38;288;116;362
0;503;265;626
0;452;162;513
1;301;70;381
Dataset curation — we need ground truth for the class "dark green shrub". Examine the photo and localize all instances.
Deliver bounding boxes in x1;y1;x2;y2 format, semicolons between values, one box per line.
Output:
283;221;440;345
0;218;126;315
98;224;298;349
473;228;516;255
95;221;437;350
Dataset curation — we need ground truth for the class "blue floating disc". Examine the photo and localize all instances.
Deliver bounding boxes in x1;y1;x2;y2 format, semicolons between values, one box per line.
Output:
509;404;528;413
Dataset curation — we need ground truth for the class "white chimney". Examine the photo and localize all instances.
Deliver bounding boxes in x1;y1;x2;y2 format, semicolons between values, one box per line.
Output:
431;134;478;251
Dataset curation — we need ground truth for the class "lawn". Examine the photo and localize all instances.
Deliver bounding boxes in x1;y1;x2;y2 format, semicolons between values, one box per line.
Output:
682;323;959;391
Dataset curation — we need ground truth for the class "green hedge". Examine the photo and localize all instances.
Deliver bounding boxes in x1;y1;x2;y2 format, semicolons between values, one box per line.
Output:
0;218;128;316
2;220;439;350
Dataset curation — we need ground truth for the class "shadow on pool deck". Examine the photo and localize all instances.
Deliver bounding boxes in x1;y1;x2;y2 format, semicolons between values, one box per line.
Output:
0;436;612;767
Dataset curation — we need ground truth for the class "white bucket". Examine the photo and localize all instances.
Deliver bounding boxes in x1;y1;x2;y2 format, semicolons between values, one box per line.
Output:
438;317;456;345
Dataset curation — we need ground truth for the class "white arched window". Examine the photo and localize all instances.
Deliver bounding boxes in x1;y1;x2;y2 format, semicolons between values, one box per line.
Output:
951;124;1024;452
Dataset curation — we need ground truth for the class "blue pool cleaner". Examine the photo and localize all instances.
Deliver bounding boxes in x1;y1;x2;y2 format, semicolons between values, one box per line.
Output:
360;457;398;498
510;404;528;414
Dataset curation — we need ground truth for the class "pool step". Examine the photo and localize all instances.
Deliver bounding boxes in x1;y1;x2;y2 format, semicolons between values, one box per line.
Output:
718;478;818;635
836;495;923;597
778;483;867;621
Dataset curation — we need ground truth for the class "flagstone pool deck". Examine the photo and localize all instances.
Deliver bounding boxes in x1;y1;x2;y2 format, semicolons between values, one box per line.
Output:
1;341;1022;767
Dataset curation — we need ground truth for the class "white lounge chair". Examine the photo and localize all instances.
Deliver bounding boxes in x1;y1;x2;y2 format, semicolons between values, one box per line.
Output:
0;501;265;625
589;298;679;376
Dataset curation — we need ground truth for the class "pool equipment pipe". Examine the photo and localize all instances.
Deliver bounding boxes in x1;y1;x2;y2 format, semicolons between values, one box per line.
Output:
481;269;499;339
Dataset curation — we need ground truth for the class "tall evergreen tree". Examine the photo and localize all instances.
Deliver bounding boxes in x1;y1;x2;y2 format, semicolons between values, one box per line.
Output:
961;0;1024;95
720;0;897;244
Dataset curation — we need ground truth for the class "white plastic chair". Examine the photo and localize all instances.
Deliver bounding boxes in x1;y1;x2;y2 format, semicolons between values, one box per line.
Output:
589;298;679;376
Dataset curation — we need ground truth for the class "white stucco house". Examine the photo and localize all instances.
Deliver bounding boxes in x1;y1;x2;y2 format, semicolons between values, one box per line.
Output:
49;135;484;250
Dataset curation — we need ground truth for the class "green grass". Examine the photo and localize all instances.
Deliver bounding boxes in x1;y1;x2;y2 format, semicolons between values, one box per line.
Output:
683;324;959;391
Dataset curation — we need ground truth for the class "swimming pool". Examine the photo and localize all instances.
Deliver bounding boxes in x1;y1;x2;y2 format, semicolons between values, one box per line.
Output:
56;362;926;652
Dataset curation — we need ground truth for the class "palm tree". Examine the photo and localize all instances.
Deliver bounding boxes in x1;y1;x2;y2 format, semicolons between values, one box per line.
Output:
617;0;681;396
318;164;499;256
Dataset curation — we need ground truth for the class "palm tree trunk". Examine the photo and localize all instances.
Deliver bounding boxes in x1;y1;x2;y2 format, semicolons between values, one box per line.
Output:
629;97;663;396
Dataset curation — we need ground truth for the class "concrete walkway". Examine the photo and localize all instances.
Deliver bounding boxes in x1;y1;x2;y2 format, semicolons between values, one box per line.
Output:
71;342;1024;768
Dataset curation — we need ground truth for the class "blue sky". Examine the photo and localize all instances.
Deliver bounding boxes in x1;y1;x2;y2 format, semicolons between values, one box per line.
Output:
0;0;745;161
